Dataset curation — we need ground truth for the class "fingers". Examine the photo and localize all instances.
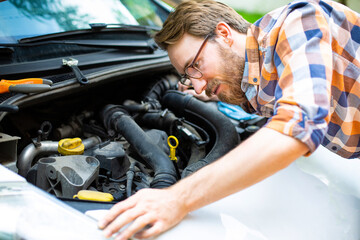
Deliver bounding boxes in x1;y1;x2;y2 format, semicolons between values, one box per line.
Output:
98;198;136;230
183;89;211;101
178;82;195;92
114;214;156;240
98;188;183;239
177;82;188;92
134;222;164;239
102;207;145;238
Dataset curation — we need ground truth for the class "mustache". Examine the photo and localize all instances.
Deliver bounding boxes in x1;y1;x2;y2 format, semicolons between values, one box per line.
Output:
205;78;223;97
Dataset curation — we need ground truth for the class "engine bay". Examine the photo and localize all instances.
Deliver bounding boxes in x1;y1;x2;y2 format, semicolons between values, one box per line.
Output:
0;72;265;205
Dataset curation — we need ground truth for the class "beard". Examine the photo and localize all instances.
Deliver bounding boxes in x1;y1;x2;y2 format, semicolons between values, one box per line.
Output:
205;43;246;105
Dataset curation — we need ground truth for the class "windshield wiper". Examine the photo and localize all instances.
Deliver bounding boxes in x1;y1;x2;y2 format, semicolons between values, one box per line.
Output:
18;24;160;44
89;23;161;32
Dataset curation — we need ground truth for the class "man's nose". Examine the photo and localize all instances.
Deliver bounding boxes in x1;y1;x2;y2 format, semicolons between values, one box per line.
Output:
191;78;207;94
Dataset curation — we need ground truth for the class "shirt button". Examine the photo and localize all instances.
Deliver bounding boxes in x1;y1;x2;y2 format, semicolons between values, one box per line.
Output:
331;146;337;151
253;78;258;83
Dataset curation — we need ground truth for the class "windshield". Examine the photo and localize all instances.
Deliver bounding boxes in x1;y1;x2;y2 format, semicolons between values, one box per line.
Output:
0;0;167;43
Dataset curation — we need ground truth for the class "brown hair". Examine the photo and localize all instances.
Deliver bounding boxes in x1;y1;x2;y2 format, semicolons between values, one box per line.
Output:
154;0;251;50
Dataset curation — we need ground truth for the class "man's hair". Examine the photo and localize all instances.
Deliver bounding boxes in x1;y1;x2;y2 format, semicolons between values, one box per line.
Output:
154;0;251;50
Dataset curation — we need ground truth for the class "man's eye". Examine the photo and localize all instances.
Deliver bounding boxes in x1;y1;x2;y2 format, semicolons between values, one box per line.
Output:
194;61;200;68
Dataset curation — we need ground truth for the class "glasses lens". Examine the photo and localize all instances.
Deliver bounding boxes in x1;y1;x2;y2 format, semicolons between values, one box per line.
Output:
180;77;192;86
186;67;202;78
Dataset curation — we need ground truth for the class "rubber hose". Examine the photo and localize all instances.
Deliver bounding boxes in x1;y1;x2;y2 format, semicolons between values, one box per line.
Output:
161;90;239;178
101;105;178;188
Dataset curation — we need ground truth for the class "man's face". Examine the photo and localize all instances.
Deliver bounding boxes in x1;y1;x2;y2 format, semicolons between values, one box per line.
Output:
168;33;246;105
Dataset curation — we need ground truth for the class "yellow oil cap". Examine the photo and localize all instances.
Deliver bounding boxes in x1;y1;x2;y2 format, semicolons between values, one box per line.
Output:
73;190;114;202
58;137;84;155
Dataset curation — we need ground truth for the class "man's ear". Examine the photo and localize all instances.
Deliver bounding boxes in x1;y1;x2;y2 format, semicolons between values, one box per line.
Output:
215;22;233;46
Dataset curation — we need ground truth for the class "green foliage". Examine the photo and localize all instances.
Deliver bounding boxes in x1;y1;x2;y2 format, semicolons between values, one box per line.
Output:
236;10;264;23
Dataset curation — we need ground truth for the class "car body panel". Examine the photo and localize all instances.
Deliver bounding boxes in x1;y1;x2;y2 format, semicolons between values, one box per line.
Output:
156;146;360;240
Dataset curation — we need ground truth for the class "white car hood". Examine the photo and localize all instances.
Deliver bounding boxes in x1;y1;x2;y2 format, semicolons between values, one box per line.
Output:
155;146;360;240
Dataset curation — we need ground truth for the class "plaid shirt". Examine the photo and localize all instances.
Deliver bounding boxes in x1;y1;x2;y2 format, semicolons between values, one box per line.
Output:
242;0;360;158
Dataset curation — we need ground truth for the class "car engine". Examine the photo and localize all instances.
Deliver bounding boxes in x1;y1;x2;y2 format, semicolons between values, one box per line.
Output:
0;72;264;204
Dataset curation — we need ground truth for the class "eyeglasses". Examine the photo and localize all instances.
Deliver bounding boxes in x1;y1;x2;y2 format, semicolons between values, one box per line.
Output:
179;35;211;86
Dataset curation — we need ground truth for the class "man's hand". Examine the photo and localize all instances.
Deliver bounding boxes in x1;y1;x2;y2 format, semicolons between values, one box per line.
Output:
178;82;219;102
98;188;188;240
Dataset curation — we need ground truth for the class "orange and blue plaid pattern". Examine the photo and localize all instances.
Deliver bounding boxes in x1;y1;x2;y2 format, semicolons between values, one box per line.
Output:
242;0;360;158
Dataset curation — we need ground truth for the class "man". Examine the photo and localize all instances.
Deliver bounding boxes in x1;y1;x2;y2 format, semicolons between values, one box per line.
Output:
98;0;360;239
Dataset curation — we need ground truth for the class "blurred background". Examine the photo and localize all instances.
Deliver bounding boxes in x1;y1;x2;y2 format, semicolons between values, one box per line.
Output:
163;0;360;23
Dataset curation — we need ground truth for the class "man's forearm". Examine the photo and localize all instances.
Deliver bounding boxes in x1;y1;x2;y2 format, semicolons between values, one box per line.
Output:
99;127;309;239
169;127;309;213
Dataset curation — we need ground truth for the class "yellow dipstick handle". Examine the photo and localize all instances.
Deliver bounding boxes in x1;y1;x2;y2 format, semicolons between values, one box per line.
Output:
167;135;179;162
73;190;114;202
